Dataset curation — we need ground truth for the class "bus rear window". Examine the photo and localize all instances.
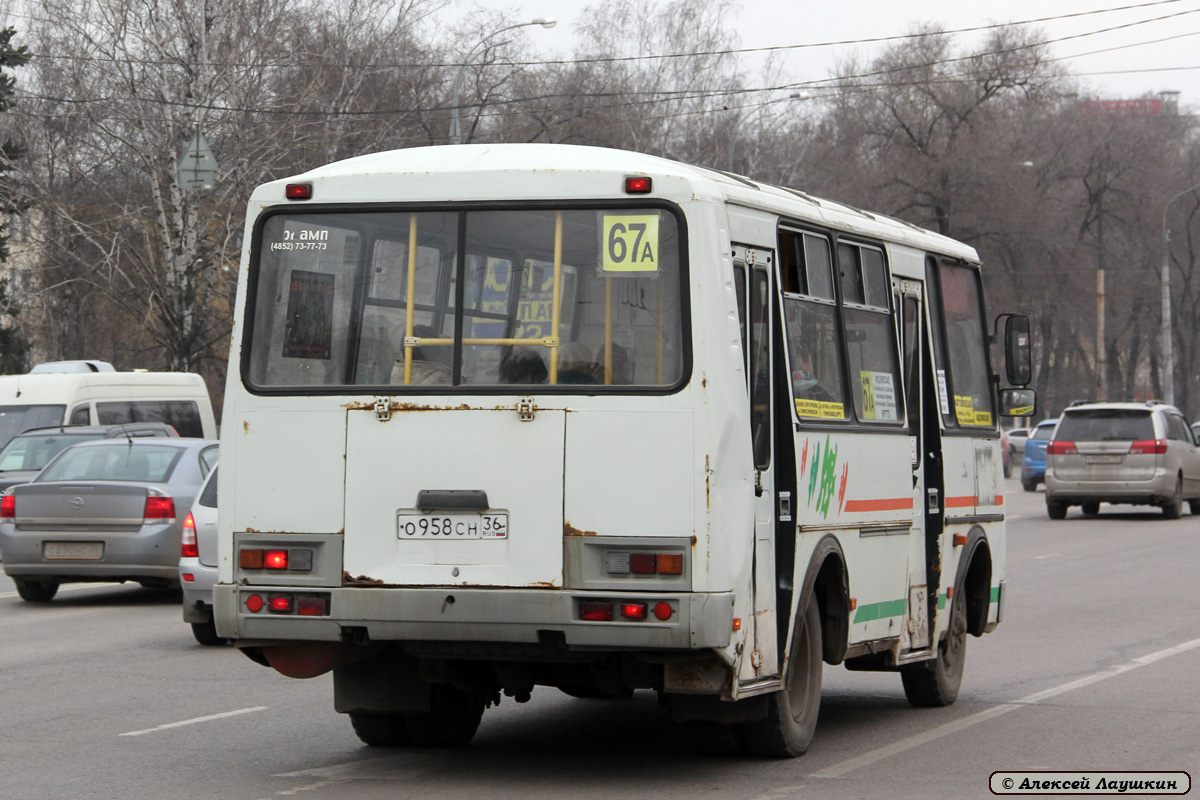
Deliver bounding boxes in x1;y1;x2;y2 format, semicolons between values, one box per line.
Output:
247;207;687;392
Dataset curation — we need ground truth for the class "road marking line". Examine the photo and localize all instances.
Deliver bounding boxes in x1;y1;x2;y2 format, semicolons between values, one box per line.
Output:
808;636;1200;780
0;582;121;599
120;706;268;737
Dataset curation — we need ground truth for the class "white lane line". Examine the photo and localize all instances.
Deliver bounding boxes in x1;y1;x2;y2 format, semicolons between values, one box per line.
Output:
808;636;1200;780
0;582;122;599
120;706;268;737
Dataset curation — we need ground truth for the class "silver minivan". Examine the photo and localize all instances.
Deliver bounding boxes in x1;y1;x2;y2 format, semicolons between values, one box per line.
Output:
1044;401;1200;519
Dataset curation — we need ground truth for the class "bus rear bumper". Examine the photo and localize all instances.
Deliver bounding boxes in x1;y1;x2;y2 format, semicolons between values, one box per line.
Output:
213;584;735;651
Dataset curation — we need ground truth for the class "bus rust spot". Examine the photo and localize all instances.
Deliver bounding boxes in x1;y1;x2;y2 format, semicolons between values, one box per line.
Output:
563;521;597;536
243;420;251;434
342;401;475;413
705;454;711;510
343;571;385;586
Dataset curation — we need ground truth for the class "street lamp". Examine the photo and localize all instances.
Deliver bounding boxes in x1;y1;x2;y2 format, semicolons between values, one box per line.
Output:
1160;182;1200;405
449;17;556;145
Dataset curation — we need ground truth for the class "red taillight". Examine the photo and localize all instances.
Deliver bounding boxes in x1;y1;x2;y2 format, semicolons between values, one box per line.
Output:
264;550;288;570
653;602;673;621
624;176;652;194
144;495;175;520
630;553;657;574
181;512;198;557
1045;441;1077;455
620;602;647;620
0;494;14;519
285;183;312;200
1129;439;1168;455
579;601;613;621
245;594;264;612
297;595;330;616
268;594;294;613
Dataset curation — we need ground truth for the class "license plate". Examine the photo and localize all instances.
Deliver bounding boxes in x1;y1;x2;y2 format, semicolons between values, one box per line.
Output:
44;541;104;560
396;512;508;539
1086;455;1123;464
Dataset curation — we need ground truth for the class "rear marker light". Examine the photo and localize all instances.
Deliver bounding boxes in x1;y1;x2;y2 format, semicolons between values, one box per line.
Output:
630;553;657;574
268;594;294;613
240;549;265;570
245;594;264;613
285;183;312;200
624;176;652;194
621;602;647;620
579;601;613;622
653;602;672;621
1;494;14;518
1045;441;1077;456
264;550;289;570
182;573;194;582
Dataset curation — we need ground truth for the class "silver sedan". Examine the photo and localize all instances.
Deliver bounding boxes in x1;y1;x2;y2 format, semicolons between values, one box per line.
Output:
0;438;218;601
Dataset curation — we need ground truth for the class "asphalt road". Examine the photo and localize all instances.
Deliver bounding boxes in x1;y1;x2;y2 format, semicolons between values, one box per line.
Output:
2;481;1197;800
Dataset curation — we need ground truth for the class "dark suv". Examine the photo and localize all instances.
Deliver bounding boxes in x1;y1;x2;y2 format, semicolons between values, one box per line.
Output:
1043;401;1200;519
0;423;178;494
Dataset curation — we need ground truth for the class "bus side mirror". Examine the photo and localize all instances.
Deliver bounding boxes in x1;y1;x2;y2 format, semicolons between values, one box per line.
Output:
1003;314;1032;386
999;387;1037;418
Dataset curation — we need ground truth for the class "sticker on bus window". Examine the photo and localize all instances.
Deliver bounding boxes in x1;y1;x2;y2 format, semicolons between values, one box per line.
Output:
796;398;846;420
937;370;950;415
954;395;974;426
282;270;335;360
859;371;898;421
602;214;659;272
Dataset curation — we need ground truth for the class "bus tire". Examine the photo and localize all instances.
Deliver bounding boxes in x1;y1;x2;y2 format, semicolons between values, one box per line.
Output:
901;584;966;707
349;712;413;746
402;684;484;747
738;595;822;758
15;578;59;602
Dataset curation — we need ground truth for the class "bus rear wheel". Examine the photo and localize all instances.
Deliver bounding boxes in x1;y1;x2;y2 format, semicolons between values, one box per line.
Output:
739;595;822;758
901;586;966;707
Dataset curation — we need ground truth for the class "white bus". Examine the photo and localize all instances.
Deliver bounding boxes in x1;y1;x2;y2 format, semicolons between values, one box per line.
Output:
0;361;217;447
214;144;1034;756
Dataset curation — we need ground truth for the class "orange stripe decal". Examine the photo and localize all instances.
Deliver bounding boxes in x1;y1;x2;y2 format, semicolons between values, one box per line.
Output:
843;497;914;512
944;496;976;508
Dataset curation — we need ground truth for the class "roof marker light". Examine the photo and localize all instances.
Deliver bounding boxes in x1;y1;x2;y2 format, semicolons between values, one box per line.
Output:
624;176;652;194
285;183;312;200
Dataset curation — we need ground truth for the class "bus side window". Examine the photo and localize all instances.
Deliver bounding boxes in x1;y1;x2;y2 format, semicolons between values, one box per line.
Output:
749;267;772;469
69;405;90;425
733;262;748;378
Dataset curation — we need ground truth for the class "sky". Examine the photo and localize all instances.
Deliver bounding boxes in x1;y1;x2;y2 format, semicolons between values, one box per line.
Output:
461;0;1200;107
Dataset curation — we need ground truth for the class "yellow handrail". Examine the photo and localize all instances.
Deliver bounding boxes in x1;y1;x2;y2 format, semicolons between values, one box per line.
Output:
550;211;563;385
402;214;418;385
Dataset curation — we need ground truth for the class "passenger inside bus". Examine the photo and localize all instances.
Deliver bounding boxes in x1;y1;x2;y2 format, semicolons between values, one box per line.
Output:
389;325;451;385
557;342;598;384
499;349;548;384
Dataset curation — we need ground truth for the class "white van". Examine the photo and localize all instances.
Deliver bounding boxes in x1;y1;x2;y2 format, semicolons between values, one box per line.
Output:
0;361;217;446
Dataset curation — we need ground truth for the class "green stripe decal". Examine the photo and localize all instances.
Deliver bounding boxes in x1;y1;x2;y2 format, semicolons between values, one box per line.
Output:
991;586;1000;602
937;592;946;610
853;598;907;623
